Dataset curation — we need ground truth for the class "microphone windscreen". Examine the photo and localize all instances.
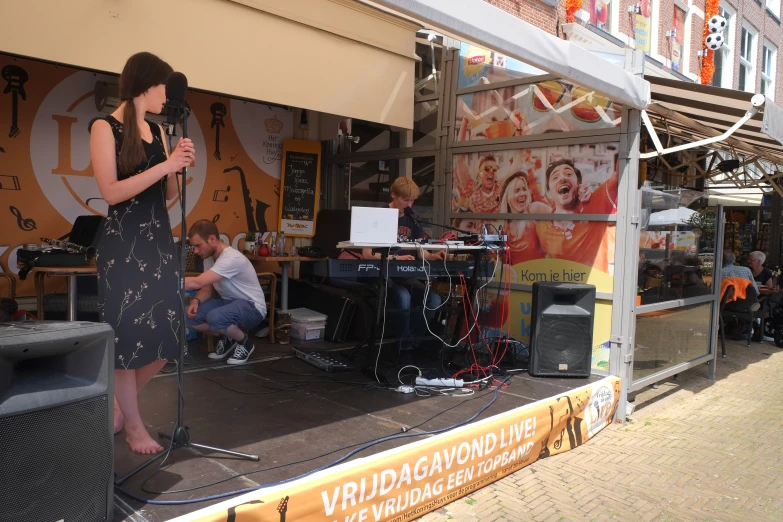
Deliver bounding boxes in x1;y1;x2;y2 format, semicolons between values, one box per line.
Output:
404;207;415;217
165;72;188;103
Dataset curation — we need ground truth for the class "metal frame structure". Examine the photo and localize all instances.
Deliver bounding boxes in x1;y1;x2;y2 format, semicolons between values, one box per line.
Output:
321;4;783;422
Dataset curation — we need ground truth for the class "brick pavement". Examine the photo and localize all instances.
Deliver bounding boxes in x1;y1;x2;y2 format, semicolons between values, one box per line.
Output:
418;339;783;521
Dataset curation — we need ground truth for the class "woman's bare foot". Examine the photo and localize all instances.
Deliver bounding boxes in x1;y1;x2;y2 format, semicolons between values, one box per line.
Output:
114;396;125;434
125;423;163;454
113;408;125;434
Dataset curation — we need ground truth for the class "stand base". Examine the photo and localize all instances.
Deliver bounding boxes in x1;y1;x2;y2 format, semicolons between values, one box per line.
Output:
160;429;260;461
114;427;259;486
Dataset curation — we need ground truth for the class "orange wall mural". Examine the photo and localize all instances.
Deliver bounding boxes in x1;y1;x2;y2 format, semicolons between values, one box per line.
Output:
0;54;293;297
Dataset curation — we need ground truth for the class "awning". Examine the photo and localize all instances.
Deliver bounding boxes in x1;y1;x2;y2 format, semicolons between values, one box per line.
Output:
643;76;783;171
0;0;419;129
366;0;651;110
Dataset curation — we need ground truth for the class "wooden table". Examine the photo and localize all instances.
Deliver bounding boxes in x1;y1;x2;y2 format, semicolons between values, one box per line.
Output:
32;266;97;321
245;255;326;310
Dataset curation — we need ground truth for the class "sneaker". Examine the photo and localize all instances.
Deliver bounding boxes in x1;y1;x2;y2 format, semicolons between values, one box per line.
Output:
227;341;255;365
208;337;236;360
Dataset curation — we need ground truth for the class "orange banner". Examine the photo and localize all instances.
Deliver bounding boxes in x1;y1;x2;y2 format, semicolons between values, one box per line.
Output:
0;54;292;296
173;377;621;522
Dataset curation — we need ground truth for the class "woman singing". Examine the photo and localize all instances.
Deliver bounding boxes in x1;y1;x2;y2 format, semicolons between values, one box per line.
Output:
89;52;194;454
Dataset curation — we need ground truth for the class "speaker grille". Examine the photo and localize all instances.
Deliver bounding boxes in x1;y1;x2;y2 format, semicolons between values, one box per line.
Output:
534;316;591;374
0;396;112;522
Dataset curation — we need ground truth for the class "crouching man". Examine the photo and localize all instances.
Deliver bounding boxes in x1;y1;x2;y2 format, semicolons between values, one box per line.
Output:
184;219;266;365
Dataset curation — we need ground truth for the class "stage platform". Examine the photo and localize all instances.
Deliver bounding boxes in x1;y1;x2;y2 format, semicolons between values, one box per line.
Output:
113;338;605;522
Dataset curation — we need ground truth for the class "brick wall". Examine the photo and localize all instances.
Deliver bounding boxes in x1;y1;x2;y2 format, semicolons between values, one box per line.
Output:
722;0;783;99
482;0;562;35
690;0;706;80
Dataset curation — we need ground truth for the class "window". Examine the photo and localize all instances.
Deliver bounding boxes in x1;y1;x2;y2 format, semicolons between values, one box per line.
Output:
768;0;781;19
671;6;687;73
739;24;757;93
712;3;734;88
762;42;776;99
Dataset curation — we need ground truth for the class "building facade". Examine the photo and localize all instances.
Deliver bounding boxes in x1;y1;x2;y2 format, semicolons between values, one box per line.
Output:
712;0;783;100
484;0;783;95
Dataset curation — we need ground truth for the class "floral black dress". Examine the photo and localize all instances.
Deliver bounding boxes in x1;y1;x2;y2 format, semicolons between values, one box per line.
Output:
91;115;181;369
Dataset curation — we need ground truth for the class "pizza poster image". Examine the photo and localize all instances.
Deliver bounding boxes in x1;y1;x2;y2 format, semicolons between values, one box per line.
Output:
455;78;622;142
177;377;621;522
0;54;292;296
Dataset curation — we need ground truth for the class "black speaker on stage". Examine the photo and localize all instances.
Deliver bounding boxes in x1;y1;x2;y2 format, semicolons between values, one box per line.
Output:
529;282;595;378
0;321;114;522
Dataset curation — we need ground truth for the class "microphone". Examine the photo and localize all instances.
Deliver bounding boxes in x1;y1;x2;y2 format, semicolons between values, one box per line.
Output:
164;72;188;132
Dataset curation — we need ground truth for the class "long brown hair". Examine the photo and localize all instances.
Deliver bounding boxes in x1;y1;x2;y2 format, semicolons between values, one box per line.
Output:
117;52;173;175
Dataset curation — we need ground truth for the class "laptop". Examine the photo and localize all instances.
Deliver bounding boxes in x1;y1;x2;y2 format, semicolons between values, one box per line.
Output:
349;206;398;244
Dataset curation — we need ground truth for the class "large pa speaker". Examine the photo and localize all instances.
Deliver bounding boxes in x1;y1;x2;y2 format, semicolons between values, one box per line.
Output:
0;321;114;522
529;282;595;378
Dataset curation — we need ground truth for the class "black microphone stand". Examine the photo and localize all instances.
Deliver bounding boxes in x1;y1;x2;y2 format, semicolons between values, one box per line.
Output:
116;104;258;488
405;211;471;237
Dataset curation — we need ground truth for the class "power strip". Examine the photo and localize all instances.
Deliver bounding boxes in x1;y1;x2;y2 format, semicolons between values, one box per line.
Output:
414;377;464;387
481;234;508;243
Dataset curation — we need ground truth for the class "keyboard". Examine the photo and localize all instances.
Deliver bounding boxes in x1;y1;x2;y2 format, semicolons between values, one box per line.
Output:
313;259;489;279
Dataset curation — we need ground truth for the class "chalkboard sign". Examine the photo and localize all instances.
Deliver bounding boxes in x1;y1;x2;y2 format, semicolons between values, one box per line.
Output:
278;139;321;237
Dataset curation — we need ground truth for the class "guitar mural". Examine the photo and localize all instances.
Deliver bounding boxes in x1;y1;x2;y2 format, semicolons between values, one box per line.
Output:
0;53;293;296
278;496;289;522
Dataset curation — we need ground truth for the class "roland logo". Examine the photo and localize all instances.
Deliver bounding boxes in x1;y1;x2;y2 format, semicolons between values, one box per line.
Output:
358;264;379;271
396;265;421;273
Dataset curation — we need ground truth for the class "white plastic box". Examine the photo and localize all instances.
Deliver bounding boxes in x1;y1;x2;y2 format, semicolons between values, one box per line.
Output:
287;308;327;342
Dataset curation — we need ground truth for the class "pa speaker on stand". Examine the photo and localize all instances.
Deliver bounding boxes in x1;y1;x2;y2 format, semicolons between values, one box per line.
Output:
529;282;595;378
0;321;115;522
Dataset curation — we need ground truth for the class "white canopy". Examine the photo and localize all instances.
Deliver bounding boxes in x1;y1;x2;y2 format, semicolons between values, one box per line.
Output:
367;0;651;110
648;207;696;226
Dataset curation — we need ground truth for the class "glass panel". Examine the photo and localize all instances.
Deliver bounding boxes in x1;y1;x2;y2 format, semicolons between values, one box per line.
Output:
348;157;436;233
588;0;612;31
415;41;442;98
348;120;395;154
455;79;622;142
633;301;713;381
672;7;686;72
349;160;399;207
739;65;746;92
741;28;748;59
452;143;620;215
413;101;438;149
638;189;718;305
411;156;435;224
457;42;545;89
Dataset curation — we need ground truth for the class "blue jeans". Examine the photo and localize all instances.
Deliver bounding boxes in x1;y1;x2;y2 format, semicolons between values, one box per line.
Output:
187;298;265;333
386;278;441;350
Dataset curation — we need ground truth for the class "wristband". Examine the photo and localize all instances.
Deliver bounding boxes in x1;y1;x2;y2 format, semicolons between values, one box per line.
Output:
192;297;201;305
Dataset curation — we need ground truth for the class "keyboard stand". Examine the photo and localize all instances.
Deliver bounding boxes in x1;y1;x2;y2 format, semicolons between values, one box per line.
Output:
441;248;486;370
348;249;389;357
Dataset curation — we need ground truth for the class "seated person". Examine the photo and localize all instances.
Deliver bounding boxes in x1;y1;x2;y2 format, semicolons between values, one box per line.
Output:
340;178;444;357
748;250;774;291
722;250;760;339
722;250;758;294
184;220;267;365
